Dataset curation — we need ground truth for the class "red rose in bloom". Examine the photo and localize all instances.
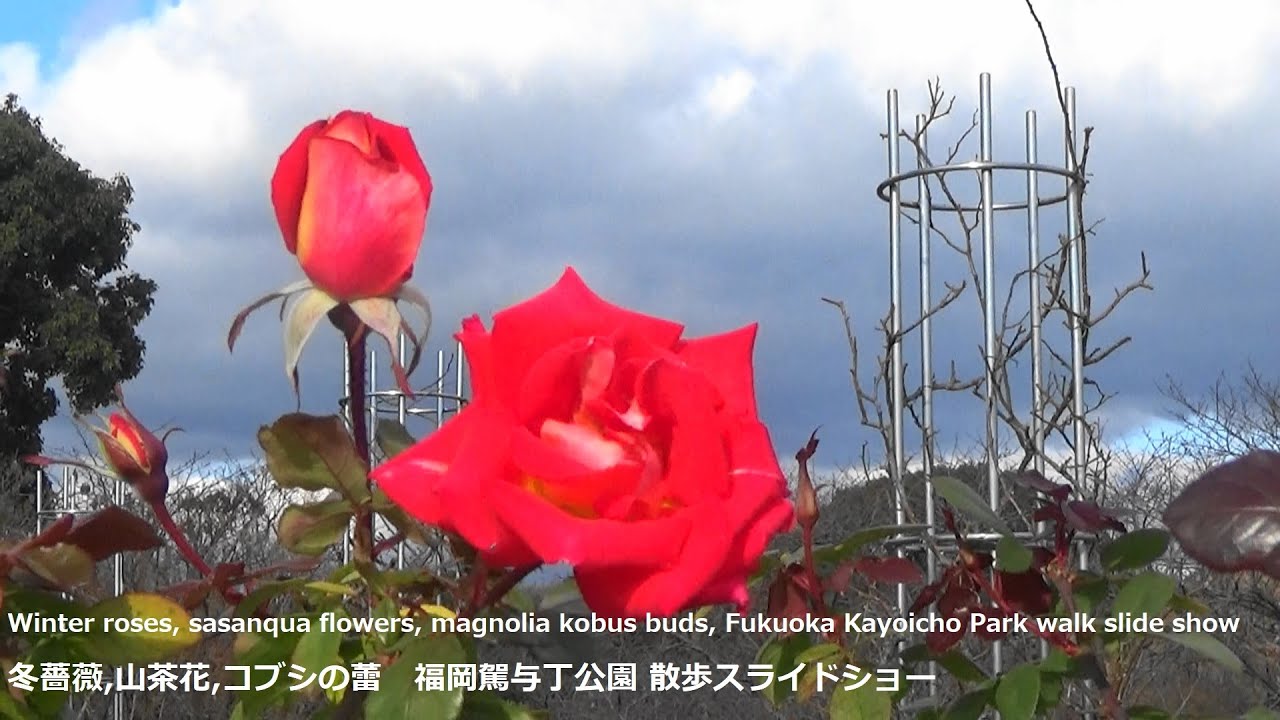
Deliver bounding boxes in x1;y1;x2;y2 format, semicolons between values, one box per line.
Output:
372;268;794;617
270;110;432;301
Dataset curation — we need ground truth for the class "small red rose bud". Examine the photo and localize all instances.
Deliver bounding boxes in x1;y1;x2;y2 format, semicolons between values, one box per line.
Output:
92;393;173;504
794;430;821;531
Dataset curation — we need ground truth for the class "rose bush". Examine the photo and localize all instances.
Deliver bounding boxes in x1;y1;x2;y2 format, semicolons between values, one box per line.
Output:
270;110;433;301
373;267;795;618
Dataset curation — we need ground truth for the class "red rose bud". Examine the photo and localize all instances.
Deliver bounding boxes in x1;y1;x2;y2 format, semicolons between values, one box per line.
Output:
372;268;796;619
794;431;821;531
270;110;433;301
94;402;171;504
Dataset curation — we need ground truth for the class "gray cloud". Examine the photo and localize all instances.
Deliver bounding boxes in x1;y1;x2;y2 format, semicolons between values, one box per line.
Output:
16;2;1279;478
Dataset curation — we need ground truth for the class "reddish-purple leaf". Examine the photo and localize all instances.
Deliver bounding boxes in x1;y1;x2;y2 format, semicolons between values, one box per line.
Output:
211;562;247;592
64;506;162;561
995;569;1054;616
1163;450;1280;579
1063;500;1127;533
824;560;856;594
242;556;322;580
970;605;1009;640
29;513;75;549
854;555;924;585
926;623;967;654
766;566;810;622
1015;470;1072;501
938;586;979;618
909;580;942;614
160;579;214;610
1033;504;1064;525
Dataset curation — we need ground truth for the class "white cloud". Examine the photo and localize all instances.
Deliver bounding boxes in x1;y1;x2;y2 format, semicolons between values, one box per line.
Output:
17;0;1280;187
700;67;756;122
10;0;1280;464
0;43;40;101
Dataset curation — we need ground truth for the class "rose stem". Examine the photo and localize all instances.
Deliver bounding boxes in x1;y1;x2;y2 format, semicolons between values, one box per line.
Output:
343;313;375;568
148;497;242;604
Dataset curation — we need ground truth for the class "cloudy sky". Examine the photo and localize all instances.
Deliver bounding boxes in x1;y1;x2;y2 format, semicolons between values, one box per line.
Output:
3;0;1278;476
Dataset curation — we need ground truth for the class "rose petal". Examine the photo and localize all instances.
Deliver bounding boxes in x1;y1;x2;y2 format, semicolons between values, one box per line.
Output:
575;506;731;618
365;115;433;206
490;268;684;408
321;111;375;155
514;336;597;427
640;358;731;503
295;136;426;300
491;483;689;570
457;315;495;403
674;324;760;418
270;119;327;253
372;404;534;564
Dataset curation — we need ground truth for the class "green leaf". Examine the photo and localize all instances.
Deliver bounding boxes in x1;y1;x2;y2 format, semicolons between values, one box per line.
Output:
936;650;989;683
1126;706;1171;720
277;498;353;556
1101;528;1170;572
1242;708;1280;720
1168;592;1211;616
994;535;1033;573
460;692;550;719
811;525;927;565
366;633;467;720
18;543;94;590
944;687;992;720
85;593;200;663
1112;571;1176;618
0;682;38;720
1153;631;1244;673
932;476;1013;535
994;663;1040;720
258;413;369;502
234;577;309;618
796;642;844;666
828;676;891;720
1070;572;1109;616
755;633;811;706
375;419;418;460
292;610;345;685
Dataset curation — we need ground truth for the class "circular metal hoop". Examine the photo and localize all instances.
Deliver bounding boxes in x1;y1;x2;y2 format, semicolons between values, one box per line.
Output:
876;160;1083;213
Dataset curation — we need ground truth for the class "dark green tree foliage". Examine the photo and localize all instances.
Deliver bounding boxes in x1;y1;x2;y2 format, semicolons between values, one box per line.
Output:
0;94;155;456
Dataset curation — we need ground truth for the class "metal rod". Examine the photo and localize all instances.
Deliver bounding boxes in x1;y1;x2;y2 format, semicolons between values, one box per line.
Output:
455;340;465;405
886;89;907;621
112;472;124;720
916;112;938;699
1027;109;1050;661
396;332;407;571
1027;109;1046;497
34;467;43;533
436;350;445;428
368;348;379;455
341;342;351;566
978;72;1002;677
1066;86;1087;501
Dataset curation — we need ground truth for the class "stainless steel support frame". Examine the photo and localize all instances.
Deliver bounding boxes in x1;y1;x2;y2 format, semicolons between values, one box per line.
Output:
877;74;1092;717
339;335;469;569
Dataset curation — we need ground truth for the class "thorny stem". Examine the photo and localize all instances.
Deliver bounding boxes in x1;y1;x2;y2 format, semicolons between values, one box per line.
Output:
372;532;405;560
148;498;242;604
334;305;375;568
